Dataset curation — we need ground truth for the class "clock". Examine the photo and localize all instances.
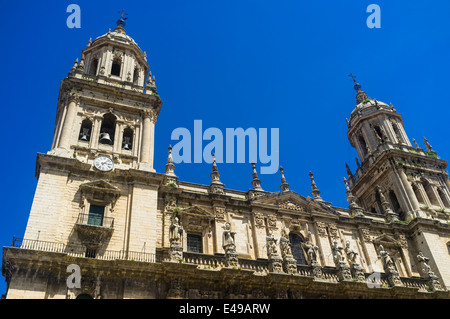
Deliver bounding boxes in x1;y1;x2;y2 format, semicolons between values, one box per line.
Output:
94;155;114;172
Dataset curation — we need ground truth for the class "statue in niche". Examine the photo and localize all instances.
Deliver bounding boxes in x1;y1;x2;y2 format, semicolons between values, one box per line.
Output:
345;240;359;265
279;229;293;257
169;216;183;243
302;238;319;265
379;245;395;271
222;222;236;250
331;240;345;265
266;230;279;257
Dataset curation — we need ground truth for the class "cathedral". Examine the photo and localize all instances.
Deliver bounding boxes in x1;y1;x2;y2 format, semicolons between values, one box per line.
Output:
2;17;450;299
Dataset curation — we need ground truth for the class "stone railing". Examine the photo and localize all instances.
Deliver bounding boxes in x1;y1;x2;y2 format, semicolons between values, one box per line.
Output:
9;237;441;292
10;237;158;263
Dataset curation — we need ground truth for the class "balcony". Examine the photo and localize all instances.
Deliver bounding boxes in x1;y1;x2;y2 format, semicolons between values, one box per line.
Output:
74;213;114;247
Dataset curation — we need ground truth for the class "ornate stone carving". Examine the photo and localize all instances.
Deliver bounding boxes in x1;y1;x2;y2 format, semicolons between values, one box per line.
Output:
279;229;297;274
315;222;328;238
328;224;339;240
214;207;226;221
266;231;283;273
279;200;303;211
222;222;238;267
417;251;443;291
267;215;277;229
379;245;402;286
253;212;265;228
331;240;352;281
169;216;183;261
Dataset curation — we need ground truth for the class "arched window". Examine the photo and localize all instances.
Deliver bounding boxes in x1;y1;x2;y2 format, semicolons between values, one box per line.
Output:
89;58;99;76
412;183;425;204
358;135;368;158
423;180;439;206
391;122;404;144
133;67;139;85
389;190;404;220
289;233;307;265
99;113;116;145
111;56;122;76
122;127;133;150
79;119;92;142
437;188;450;208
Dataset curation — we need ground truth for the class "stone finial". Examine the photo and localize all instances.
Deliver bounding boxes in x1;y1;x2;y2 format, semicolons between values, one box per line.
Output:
71;58;79;73
348;73;370;105
345;162;352;178
279;166;290;192
344;178;364;217
163;145;178;186
251;162;263;191
309;171;323;202
423;137;433;152
412;138;419;149
209;153;224;194
376;186;398;222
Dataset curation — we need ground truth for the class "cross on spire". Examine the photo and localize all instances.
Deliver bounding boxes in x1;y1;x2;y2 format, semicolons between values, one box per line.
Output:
116;10;128;28
348;73;357;84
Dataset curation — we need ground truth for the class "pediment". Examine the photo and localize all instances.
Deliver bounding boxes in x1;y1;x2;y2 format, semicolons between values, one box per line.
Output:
179;205;214;220
80;180;120;194
252;191;340;216
372;234;401;248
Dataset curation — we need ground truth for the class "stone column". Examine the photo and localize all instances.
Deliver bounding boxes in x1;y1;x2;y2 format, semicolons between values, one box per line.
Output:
57;91;80;152
139;109;156;172
90;116;102;150
396;167;420;220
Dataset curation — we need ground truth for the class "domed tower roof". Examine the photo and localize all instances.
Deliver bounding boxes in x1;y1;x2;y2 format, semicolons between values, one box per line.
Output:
347;74;395;127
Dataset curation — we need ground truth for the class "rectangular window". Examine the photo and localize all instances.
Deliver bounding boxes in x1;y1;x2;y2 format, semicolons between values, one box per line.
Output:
88;205;105;226
187;234;203;253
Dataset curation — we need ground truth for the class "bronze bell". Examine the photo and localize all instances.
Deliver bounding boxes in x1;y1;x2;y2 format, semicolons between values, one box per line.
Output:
80;128;90;141
99;132;112;144
122;137;131;150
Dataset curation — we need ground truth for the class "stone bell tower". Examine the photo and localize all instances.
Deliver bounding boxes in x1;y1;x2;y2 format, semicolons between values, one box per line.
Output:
50;14;161;172
21;15;163;255
345;75;450;223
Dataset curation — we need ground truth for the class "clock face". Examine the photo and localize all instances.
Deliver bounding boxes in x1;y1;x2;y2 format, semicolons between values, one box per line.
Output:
94;155;114;172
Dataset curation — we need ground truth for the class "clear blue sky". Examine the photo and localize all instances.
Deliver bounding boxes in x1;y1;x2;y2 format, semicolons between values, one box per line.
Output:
1;0;450;295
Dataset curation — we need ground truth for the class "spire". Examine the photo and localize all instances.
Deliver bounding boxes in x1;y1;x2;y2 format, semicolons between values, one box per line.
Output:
279;166;290;192
376;186;399;222
114;10;128;34
309;171;323;202
348;73;370;105
209;153;224;194
251;162;263;191
163;145;178;186
344;178;364;217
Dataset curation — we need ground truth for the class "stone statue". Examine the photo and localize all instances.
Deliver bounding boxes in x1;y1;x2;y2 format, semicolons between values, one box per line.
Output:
266;231;278;256
345;240;359;265
222;222;236;250
413;138;419;149
379;245;395;271
417;251;432;274
331;240;345;265
279;229;292;257
302;238;319;265
423;137;433;152
169;216;183;243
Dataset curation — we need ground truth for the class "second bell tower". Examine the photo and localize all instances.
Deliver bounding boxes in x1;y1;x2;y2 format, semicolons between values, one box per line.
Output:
346;76;450;222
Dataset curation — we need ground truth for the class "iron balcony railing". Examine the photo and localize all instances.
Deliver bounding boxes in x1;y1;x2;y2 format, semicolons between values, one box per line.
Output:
10;237;158;263
76;213;114;228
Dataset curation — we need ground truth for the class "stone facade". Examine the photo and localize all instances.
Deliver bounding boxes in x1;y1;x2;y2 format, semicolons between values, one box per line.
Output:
2;20;450;299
